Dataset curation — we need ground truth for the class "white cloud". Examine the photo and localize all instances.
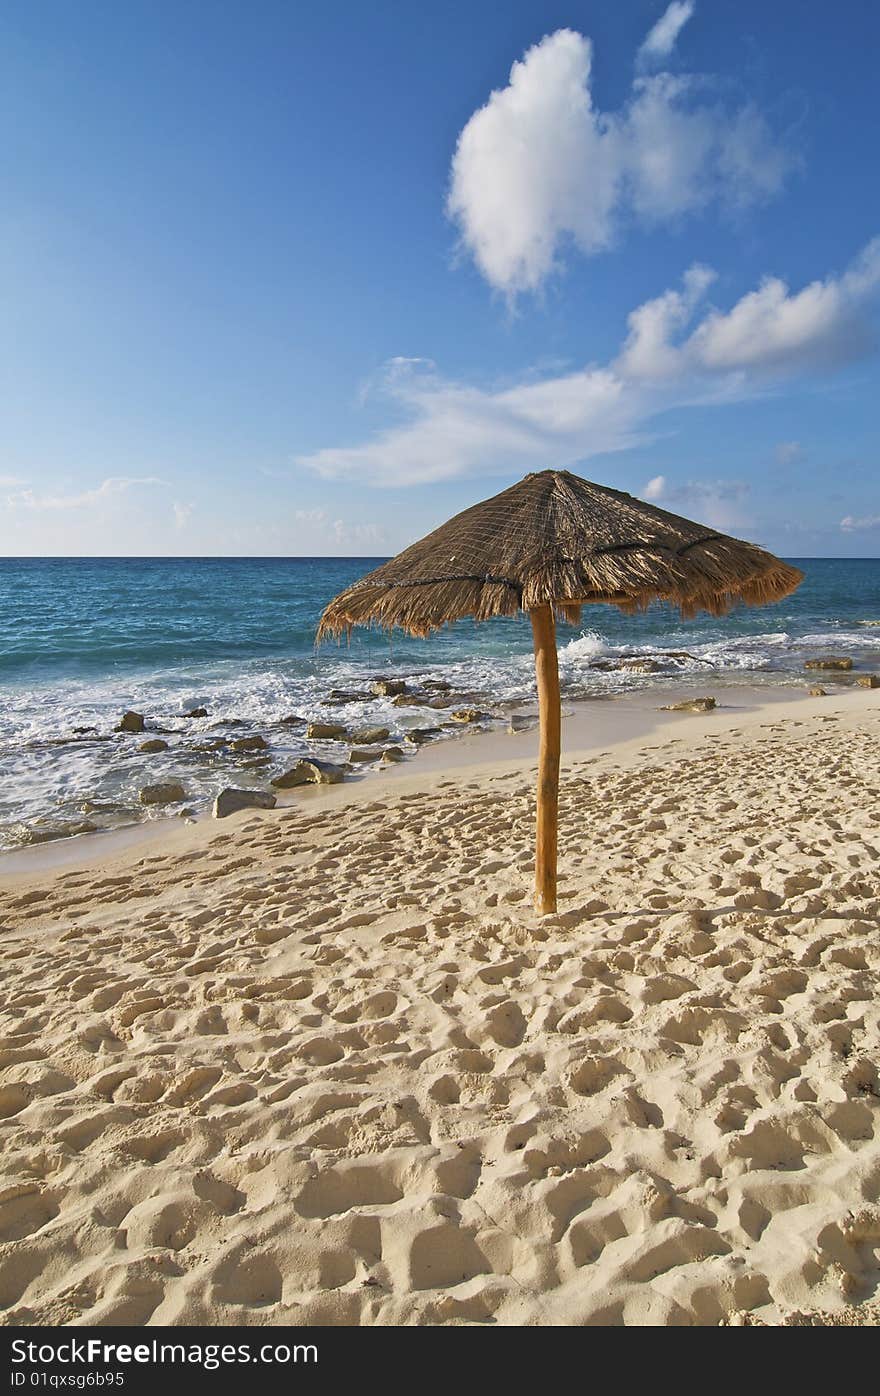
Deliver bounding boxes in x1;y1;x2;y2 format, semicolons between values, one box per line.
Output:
3;476;163;511
292;507;384;550
447;26;793;296
640;474;751;529
638;1;695;66
172;501;193;530
840;513;880;532
689;239;880;372
617;263;715;379
331;519;385;549
299;241;880;488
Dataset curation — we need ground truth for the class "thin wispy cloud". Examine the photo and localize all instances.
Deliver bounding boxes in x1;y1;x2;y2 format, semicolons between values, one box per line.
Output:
3;476;163;511
299;240;880;488
774;441;803;465
447;22;793;297
293;507;385;549
840;513;880;532
637;2;696;68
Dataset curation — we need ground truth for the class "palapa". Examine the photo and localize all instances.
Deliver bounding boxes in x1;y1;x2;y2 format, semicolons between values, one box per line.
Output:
317;469;803;914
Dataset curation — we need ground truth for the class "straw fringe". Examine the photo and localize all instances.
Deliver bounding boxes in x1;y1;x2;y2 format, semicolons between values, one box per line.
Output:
316;470;803;641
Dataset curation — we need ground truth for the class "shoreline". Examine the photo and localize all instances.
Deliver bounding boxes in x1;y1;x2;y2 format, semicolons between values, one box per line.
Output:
0;680;817;882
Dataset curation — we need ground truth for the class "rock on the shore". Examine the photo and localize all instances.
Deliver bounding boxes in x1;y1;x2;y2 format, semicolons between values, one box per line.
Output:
805;657;853;670
350;726;390;744
347;747;381;763
116;711;145;733
660;697;717;714
139;738;169;753
139;782;186;806
230;735;268;752
855;674;880;688
306;721;347;740
185;707;208;718
370;678;407;696
271;759;347;788
213;787;277;819
380;746;405;764
404;727;442;745
451;708;488;723
808;686;827;697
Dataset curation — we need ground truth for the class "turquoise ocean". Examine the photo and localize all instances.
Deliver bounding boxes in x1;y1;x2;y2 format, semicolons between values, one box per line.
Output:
0;556;878;848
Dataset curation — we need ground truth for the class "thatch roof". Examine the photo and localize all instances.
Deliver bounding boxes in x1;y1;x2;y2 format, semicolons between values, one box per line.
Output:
317;469;803;639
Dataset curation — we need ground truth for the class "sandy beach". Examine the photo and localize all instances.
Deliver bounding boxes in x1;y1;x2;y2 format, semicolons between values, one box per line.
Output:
1;685;878;1327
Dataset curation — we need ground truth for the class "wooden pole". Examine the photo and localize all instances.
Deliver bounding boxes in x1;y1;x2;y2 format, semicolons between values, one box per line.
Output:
530;604;561;915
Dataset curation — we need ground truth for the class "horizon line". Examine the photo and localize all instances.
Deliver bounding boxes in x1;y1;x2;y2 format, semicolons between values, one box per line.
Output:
1;553;880;563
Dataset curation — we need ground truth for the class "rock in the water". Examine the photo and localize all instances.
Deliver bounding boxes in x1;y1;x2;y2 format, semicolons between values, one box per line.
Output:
117;711;145;733
271;759;346;788
391;694;427;708
322;689;372;706
139;782;186;806
347;747;381;763
660;697;717;714
855;674;880;688
451;708;488;723
280;713;306;725
186;707;208;718
192;737;228;752
19;820;98;845
213;787;277;818
421;679;452;692
230;735;268;752
591;658;661;674
804;656;853;670
306;721;347;740
620;658;661;674
379;746;405;764
370;678;407;696
350;726;390;744
139;738;169;753
404;727;442;745
808;686;827;697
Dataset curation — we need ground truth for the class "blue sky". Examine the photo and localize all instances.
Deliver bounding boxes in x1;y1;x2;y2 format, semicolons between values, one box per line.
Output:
1;0;878;557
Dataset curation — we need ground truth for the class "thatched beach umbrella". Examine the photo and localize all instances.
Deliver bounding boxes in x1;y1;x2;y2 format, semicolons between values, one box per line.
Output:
317;469;803;915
